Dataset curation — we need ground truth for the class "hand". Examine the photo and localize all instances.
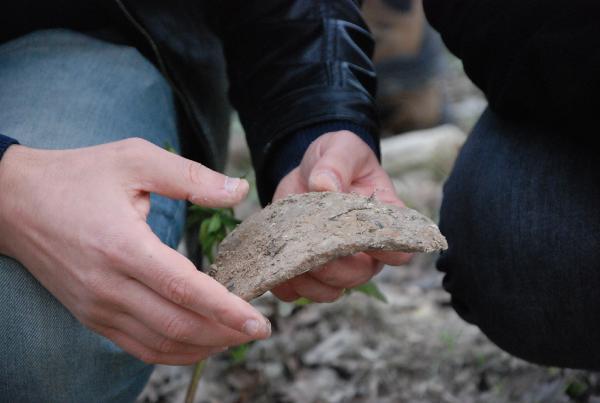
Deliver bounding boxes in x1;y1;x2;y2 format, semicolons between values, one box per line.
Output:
0;138;271;365
271;130;412;302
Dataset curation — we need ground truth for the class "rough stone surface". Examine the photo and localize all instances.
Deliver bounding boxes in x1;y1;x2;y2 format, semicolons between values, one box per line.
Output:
209;191;447;300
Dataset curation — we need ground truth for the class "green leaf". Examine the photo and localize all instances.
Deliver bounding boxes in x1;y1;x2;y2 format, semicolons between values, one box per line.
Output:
207;214;222;234
221;214;242;228
348;281;388;303
188;205;214;215
199;220;210;243
229;343;252;365
565;378;589;399
293;297;313;306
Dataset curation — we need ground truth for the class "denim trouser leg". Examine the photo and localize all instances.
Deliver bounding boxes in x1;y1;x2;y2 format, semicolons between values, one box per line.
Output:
439;108;600;369
0;30;186;401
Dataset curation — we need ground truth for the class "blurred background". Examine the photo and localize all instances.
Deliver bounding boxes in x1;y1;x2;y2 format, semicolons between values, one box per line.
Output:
138;1;600;402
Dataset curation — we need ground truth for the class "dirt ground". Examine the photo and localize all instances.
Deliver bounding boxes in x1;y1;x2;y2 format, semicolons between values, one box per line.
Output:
137;55;600;403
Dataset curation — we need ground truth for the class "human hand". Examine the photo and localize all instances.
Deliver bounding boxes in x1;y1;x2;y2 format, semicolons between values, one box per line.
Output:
271;131;412;302
0;138;270;365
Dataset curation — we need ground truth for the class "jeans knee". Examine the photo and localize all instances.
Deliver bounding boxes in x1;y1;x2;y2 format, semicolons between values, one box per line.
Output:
0;29;178;151
0;256;153;401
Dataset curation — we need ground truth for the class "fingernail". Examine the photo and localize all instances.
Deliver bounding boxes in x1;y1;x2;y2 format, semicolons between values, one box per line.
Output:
242;319;261;336
311;171;341;192
224;177;241;194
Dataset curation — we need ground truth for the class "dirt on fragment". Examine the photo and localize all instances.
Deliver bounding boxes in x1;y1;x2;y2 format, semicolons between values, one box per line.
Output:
209;191;447;301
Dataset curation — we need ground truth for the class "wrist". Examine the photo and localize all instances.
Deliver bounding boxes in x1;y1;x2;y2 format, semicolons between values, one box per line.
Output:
0;134;19;161
0;145;30;256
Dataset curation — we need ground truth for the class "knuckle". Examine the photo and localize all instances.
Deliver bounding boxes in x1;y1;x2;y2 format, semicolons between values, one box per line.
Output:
185;160;205;185
164;315;192;342
164;276;192;306
135;237;158;260
156;336;180;354
84;273;116;306
93;231;134;267
112;137;154;167
124;137;151;150
213;304;235;323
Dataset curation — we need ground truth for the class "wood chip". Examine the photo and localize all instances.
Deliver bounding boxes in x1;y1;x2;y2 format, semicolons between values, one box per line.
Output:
209;192;447;300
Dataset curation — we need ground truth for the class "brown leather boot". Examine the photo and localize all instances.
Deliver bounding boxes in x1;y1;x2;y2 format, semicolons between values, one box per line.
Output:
363;0;447;135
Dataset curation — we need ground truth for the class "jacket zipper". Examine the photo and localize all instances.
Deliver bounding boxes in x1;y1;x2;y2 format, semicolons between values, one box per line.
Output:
113;0;216;167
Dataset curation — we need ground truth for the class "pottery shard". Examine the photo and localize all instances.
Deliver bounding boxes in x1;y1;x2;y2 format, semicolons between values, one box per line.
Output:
209;192;447;301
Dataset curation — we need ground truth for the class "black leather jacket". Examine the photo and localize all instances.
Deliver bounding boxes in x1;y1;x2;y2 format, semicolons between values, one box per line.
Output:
0;0;378;202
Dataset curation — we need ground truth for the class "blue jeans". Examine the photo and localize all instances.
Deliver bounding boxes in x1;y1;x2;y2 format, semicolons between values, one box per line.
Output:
439;109;600;369
0;30;186;401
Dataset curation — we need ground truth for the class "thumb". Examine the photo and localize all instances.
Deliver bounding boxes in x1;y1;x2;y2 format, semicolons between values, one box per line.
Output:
303;132;374;192
126;139;249;207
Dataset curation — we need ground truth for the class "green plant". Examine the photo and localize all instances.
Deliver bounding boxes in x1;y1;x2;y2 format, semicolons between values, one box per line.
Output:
187;206;241;264
565;377;590;401
229;342;253;365
185;206;240;403
292;281;388;307
346;281;388;303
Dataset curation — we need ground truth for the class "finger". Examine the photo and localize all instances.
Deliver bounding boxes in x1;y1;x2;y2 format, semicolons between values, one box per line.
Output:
309;253;381;289
98;326;225;365
349;166;402;204
117;277;255;347
299;131;377;192
111;312;224;355
125;139;249;207
272;168;307;201
270;282;301;302
287;273;344;303
366;250;413;266
126;231;271;340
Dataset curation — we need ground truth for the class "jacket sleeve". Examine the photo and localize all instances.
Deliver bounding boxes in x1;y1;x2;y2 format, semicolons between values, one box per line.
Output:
210;0;380;204
0;133;19;161
423;0;600;130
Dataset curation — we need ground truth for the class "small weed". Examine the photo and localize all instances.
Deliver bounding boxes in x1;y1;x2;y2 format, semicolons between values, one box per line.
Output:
565;377;590;401
346;281;388;303
439;328;461;352
188;206;241;264
229;342;254;365
185;206;240;403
